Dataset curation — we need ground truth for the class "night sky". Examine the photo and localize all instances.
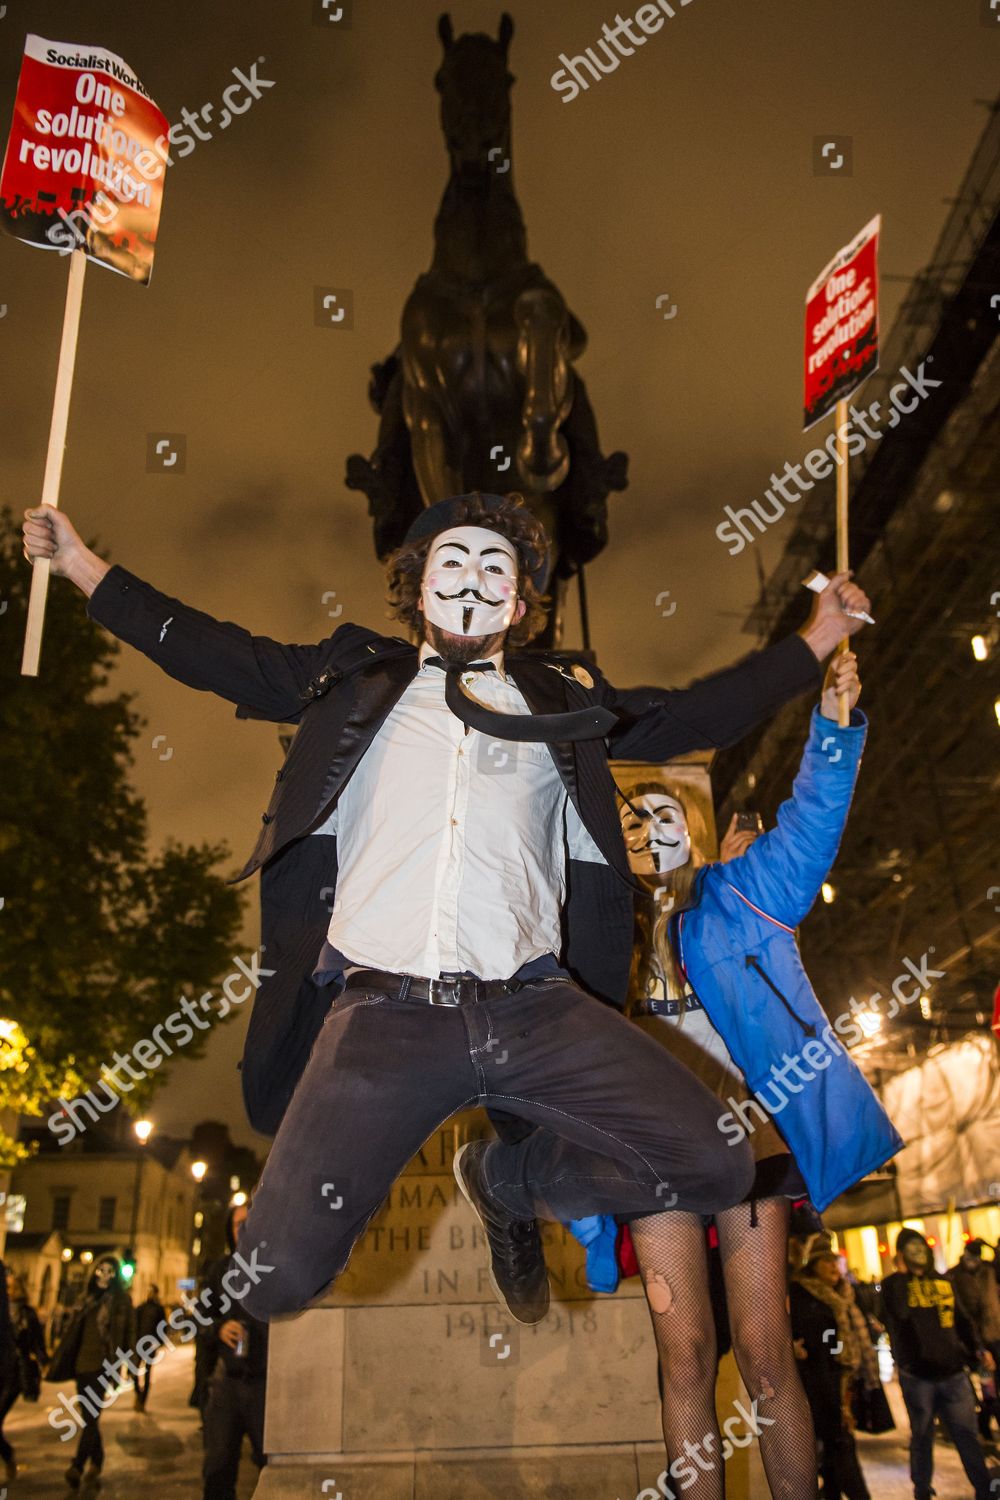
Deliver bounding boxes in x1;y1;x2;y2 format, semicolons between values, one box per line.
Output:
2;0;995;1148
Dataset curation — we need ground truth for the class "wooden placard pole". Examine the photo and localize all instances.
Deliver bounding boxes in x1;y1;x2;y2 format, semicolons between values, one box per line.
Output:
834;396;851;728
21;246;88;677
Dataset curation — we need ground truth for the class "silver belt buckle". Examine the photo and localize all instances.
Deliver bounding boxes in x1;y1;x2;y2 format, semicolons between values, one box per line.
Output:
429;976;462;1007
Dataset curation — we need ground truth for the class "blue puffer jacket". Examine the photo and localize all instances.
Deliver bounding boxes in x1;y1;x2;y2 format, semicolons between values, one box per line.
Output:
570;705;903;1289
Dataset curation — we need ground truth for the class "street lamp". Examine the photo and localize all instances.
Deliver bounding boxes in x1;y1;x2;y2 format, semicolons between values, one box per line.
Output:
189;1160;209;1274
857;1007;882;1040
126;1118;154;1286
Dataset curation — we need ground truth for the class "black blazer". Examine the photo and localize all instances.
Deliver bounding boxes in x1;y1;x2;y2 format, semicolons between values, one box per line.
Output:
87;564;821;1136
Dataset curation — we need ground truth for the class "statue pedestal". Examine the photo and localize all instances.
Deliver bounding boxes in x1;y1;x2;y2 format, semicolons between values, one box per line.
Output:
254;1111;763;1498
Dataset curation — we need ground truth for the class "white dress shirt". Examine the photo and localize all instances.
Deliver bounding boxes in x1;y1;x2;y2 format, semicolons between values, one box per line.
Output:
312;640;604;979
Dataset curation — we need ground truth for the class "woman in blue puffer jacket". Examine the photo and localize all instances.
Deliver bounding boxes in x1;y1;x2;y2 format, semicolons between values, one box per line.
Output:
573;653;902;1500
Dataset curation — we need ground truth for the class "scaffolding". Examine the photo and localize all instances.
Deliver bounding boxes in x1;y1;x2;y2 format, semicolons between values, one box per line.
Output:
711;97;1000;1082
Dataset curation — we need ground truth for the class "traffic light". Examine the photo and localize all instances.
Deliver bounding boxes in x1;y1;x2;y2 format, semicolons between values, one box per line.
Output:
120;1253;136;1285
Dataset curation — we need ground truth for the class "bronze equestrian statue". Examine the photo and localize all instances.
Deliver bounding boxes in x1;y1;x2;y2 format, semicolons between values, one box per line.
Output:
346;12;628;645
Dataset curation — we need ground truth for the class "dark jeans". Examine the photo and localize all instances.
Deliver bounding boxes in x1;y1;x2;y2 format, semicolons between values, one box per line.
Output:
132;1358;152;1405
0;1374;18;1464
240;977;754;1318
816;1423;870;1500
802;1370;868;1500
192;1331;220;1416
899;1367;992;1500
202;1365;266;1500
74;1370;106;1472
978;1340;1000;1433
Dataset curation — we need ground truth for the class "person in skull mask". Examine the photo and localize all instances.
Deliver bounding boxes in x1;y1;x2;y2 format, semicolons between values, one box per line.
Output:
46;1255;134;1489
23;491;870;1332
881;1228;997;1500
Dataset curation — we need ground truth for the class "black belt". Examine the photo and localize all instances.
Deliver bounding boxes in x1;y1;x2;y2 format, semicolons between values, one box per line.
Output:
343;968;533;1007
631;993;704;1019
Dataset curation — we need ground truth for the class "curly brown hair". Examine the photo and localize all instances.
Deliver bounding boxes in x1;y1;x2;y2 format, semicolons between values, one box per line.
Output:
385;491;550;646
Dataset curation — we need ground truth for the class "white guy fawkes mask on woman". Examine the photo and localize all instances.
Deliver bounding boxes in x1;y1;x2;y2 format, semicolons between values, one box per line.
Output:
620;792;692;878
420;525;521;639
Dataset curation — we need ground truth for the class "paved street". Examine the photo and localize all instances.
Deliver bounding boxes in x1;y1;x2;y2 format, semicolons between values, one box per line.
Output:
841;1381;999;1500
1;1343;259;1498
0;1345;997;1497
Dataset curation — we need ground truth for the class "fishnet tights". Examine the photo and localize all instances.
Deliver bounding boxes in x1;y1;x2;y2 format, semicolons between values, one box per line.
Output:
630;1196;817;1499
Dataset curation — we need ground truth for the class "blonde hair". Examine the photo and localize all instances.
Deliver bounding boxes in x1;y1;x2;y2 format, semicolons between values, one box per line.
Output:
622;781;710;1008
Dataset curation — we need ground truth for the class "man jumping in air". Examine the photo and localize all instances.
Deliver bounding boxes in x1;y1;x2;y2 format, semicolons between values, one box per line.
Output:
22;491;870;1326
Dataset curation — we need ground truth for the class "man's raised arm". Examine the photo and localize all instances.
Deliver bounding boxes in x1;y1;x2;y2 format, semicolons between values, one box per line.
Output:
21;507;339;721
605;571;872;763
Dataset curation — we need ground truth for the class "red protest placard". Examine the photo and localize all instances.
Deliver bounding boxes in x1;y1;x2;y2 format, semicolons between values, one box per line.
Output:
804;215;880;430
0;35;168;284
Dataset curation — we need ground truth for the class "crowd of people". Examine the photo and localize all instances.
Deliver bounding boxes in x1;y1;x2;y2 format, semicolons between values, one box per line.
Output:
0;1237;267;1497
787;1229;1000;1500
0;1224;996;1494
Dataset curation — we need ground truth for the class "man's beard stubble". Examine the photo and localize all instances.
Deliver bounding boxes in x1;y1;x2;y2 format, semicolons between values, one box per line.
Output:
423;618;508;667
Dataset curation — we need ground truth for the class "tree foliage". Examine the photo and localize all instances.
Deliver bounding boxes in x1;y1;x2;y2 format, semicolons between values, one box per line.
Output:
0;507;247;1161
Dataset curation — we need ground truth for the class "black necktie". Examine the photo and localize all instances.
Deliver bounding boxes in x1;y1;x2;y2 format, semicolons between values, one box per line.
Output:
423;656;618;744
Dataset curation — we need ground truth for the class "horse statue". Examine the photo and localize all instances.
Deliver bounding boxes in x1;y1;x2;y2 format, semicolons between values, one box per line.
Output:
346;11;628;645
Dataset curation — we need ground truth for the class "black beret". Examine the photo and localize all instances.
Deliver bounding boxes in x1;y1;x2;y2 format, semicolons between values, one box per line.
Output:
403;493;551;592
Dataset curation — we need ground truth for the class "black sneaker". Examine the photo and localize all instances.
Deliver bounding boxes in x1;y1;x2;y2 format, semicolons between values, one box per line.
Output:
65;1462;83;1489
454;1140;550;1325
